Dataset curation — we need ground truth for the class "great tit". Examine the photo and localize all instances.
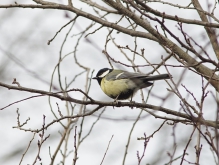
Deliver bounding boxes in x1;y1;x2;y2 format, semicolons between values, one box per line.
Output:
93;68;171;100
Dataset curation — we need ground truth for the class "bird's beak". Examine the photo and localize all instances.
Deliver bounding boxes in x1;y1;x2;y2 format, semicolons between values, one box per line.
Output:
92;77;98;79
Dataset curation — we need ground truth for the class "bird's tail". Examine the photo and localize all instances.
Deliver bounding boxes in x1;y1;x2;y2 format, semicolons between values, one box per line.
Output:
143;74;171;81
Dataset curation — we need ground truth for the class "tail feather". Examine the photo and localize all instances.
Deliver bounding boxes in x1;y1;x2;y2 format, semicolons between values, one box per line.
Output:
143;74;171;81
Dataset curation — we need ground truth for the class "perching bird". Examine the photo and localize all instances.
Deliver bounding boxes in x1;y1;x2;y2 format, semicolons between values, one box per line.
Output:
93;68;171;100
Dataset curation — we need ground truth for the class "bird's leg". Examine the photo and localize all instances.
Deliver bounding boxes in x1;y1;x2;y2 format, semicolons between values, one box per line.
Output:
114;94;120;103
113;94;121;107
129;93;135;109
130;93;136;103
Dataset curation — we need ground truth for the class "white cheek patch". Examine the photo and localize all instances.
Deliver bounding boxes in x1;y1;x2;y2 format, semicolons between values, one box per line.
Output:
99;70;110;78
116;72;124;79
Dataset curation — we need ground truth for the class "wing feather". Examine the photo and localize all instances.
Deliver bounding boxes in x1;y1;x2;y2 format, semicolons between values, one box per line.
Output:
107;71;148;80
105;70;170;85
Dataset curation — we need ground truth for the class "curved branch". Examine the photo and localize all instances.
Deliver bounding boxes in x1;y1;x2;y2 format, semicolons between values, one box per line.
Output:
0;81;218;128
2;2;218;90
0;3;158;42
192;0;219;60
134;0;219;28
105;0;219;92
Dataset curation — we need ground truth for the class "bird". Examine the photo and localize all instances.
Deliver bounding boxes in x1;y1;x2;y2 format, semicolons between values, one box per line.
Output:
92;68;171;100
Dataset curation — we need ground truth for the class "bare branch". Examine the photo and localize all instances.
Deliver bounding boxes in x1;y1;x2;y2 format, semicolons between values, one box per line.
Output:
100;135;114;165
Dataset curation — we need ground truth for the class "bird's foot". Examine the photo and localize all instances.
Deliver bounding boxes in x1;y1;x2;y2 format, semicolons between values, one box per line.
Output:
129;100;135;109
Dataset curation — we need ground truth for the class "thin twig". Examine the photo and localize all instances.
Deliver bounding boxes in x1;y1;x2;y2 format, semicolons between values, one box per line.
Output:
100;135;114;165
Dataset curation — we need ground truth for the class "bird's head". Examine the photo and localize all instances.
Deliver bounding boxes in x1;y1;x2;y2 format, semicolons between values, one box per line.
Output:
92;68;112;85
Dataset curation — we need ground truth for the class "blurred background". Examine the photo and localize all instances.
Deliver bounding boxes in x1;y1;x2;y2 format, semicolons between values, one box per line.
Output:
0;0;218;164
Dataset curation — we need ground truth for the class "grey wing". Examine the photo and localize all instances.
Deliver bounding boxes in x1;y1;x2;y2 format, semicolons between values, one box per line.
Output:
113;71;148;80
107;70;170;81
106;70;153;89
116;71;153;88
117;72;148;79
114;71;170;81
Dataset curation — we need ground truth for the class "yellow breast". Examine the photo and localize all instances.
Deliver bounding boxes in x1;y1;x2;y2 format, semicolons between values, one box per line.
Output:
100;78;136;99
